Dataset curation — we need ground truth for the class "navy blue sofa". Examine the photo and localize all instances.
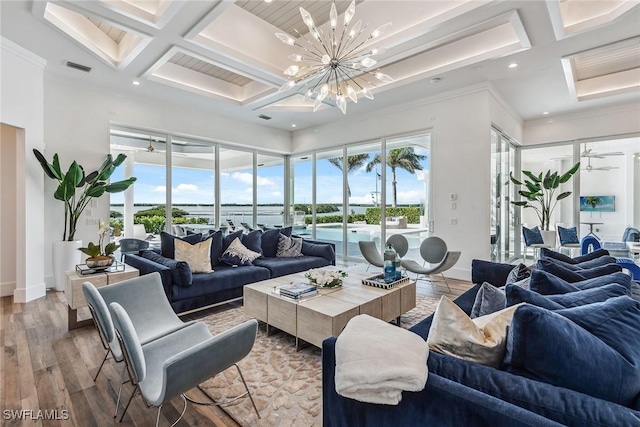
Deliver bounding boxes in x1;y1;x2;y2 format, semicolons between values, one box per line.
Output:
323;273;640;426
125;228;335;313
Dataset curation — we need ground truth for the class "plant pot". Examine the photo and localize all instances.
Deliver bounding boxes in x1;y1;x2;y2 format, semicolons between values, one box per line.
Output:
540;230;557;248
86;256;115;269
52;240;82;292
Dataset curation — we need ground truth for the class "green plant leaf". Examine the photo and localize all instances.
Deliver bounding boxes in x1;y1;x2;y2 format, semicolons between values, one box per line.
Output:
51;153;63;179
86;183;107;198
511;201;529;206
77;165;87;187
67;161;84;186
113;153;127;167
85;171;99;184
32;149;58;179
509;172;523;186
78;242;101;257
105;177;137;193
558;162;581;183
556;191;572;201
522;170;540;183
104;242;119;255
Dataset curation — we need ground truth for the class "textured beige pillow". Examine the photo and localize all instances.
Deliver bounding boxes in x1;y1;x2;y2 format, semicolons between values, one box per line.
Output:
174;237;213;273
427;296;523;367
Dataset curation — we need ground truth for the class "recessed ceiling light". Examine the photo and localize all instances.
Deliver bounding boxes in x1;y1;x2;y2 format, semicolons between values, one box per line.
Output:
291;124;297;128
508;63;518;69
132;80;140;85
264;0;273;2
542;111;549;115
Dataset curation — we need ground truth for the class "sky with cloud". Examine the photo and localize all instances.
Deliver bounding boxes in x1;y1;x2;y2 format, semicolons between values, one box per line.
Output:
110;149;429;206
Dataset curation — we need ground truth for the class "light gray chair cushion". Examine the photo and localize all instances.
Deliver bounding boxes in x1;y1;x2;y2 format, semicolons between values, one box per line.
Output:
110;302;146;382
83;282;123;361
420;237;448;263
386;234;409;258
359;241;384;268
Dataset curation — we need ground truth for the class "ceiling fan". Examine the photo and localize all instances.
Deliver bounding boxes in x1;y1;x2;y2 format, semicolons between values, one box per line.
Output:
146;136;155;152
582;156;619;172
580;147;624;159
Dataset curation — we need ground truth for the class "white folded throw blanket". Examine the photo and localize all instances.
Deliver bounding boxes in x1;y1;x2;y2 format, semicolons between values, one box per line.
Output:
335;314;429;405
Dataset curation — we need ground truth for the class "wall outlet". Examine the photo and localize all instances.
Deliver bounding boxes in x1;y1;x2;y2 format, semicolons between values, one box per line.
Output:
450;201;457;210
449;193;457;201
450;218;458;225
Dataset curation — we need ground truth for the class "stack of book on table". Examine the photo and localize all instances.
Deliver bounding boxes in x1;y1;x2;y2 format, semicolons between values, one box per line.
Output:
278;282;317;299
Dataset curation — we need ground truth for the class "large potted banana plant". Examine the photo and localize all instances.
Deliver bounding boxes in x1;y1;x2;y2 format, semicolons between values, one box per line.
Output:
33;150;136;291
510;162;580;247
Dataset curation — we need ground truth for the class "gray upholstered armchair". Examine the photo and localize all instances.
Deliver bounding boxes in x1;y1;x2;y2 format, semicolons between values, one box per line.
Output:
109;302;260;426
82;273;194;414
401;236;461;291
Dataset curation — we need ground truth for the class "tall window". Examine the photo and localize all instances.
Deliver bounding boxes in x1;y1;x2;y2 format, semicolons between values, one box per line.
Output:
219;148;254;230
315;148;345;256
256;153;285;230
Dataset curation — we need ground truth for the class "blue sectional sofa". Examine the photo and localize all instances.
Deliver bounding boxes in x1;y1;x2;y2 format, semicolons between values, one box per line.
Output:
323;252;640;426
125;227;335;313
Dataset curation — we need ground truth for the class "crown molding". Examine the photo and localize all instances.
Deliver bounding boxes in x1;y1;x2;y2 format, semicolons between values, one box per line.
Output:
1;37;47;69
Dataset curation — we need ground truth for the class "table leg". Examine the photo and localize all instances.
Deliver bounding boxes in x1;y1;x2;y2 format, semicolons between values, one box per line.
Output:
68;306;94;330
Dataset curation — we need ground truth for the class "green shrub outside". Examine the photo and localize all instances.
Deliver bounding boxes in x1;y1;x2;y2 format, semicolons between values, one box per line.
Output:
109;215;209;235
304;213;366;224
134;205;190;218
293;204;339;214
364;206;421;224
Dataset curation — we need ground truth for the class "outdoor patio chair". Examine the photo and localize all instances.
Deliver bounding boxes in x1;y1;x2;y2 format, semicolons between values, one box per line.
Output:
118;238;149;261
226;219;237;231
241;222;254;232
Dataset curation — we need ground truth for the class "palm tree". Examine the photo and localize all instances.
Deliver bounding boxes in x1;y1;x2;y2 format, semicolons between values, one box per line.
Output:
328;154;370;197
366;147;427;207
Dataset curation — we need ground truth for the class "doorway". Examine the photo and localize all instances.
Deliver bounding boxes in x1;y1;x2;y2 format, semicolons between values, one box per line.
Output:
0;123;19;296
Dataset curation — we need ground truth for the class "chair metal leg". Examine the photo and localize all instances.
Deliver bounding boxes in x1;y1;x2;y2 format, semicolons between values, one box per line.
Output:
114;364;131;418
119;384;138;423
236;364;261;419
439;273;452;292
94;350;110;382
155;405;162;427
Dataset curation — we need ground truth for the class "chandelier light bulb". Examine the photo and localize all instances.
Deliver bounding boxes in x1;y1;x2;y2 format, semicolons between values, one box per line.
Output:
313;96;323;112
336;95;347;114
360;58;377;68
320;83;329;98
275;33;295;46
284;65;299;76
375;72;394;83
344;0;356;25
311;28;321;41
289;54;303;62
330;3;338;28
370;22;392;39
370;47;387;55
322;54;331;65
299;7;315;28
278;81;296;92
362;87;374;100
304;89;314;102
346;85;358;103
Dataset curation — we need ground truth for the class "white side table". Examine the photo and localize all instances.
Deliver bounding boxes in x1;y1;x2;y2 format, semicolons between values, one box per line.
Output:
65;264;139;330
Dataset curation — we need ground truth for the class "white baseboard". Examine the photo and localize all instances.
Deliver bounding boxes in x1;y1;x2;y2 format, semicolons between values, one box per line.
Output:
44;275;55;289
1;281;16;297
13;282;47;303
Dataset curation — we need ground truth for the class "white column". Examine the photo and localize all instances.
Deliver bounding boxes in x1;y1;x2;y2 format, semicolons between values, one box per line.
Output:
124;155;135;237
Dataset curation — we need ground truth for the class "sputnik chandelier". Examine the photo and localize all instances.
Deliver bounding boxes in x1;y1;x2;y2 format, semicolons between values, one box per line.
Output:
275;0;393;114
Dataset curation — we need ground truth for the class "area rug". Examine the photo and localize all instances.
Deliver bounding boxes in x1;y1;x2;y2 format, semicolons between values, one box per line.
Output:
198;294;440;426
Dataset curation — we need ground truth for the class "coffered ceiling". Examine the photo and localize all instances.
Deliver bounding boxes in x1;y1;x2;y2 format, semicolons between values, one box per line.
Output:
1;1;639;131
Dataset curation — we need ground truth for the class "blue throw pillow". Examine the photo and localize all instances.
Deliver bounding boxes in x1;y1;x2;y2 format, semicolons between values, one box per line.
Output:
140;250;192;287
537;258;623;281
504;297;640;407
301;240;335;262
470;259;515;287
539;247;610;264
260;226;293;257
470;282;506;318
505;283;629;310
542;256;618;271
204;231;224;268
242;230;263;255
160;231;202;259
522;226;544;245
223;230;244;251
558;226;579;245
529;270;632;295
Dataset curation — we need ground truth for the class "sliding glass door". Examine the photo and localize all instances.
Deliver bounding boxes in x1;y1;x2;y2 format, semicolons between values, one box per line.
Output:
490;128;516;262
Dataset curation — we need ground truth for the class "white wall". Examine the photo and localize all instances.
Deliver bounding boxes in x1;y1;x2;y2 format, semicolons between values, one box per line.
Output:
293;83;523;280
0;37;46;302
0;125;18;297
523;103;640;145
42;75;291;283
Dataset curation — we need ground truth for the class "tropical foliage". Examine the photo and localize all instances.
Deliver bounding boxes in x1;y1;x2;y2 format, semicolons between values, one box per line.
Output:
366;148;426;207
509;162;580;230
328;154;370;197
33;150;137;241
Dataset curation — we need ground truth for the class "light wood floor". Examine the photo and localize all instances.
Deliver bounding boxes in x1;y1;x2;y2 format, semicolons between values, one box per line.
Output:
0;267;472;427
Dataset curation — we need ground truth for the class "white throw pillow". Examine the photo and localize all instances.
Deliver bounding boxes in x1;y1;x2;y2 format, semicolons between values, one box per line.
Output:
174;237;213;273
427;296;523;368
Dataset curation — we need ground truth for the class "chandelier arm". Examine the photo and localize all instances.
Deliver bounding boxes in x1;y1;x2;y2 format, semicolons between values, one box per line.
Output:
307;68;334;94
334;20;350;59
336;66;364;90
338;38;374;63
336;23;370;59
333;67;342;96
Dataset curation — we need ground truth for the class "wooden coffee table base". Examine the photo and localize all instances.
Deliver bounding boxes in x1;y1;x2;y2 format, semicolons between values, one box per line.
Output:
244;270;416;349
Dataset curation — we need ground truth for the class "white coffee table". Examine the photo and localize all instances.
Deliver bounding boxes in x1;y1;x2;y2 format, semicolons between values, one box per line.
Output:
244;269;416;349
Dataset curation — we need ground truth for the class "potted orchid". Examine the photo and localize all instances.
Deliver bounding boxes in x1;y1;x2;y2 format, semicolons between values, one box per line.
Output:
79;220;120;269
305;268;348;288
